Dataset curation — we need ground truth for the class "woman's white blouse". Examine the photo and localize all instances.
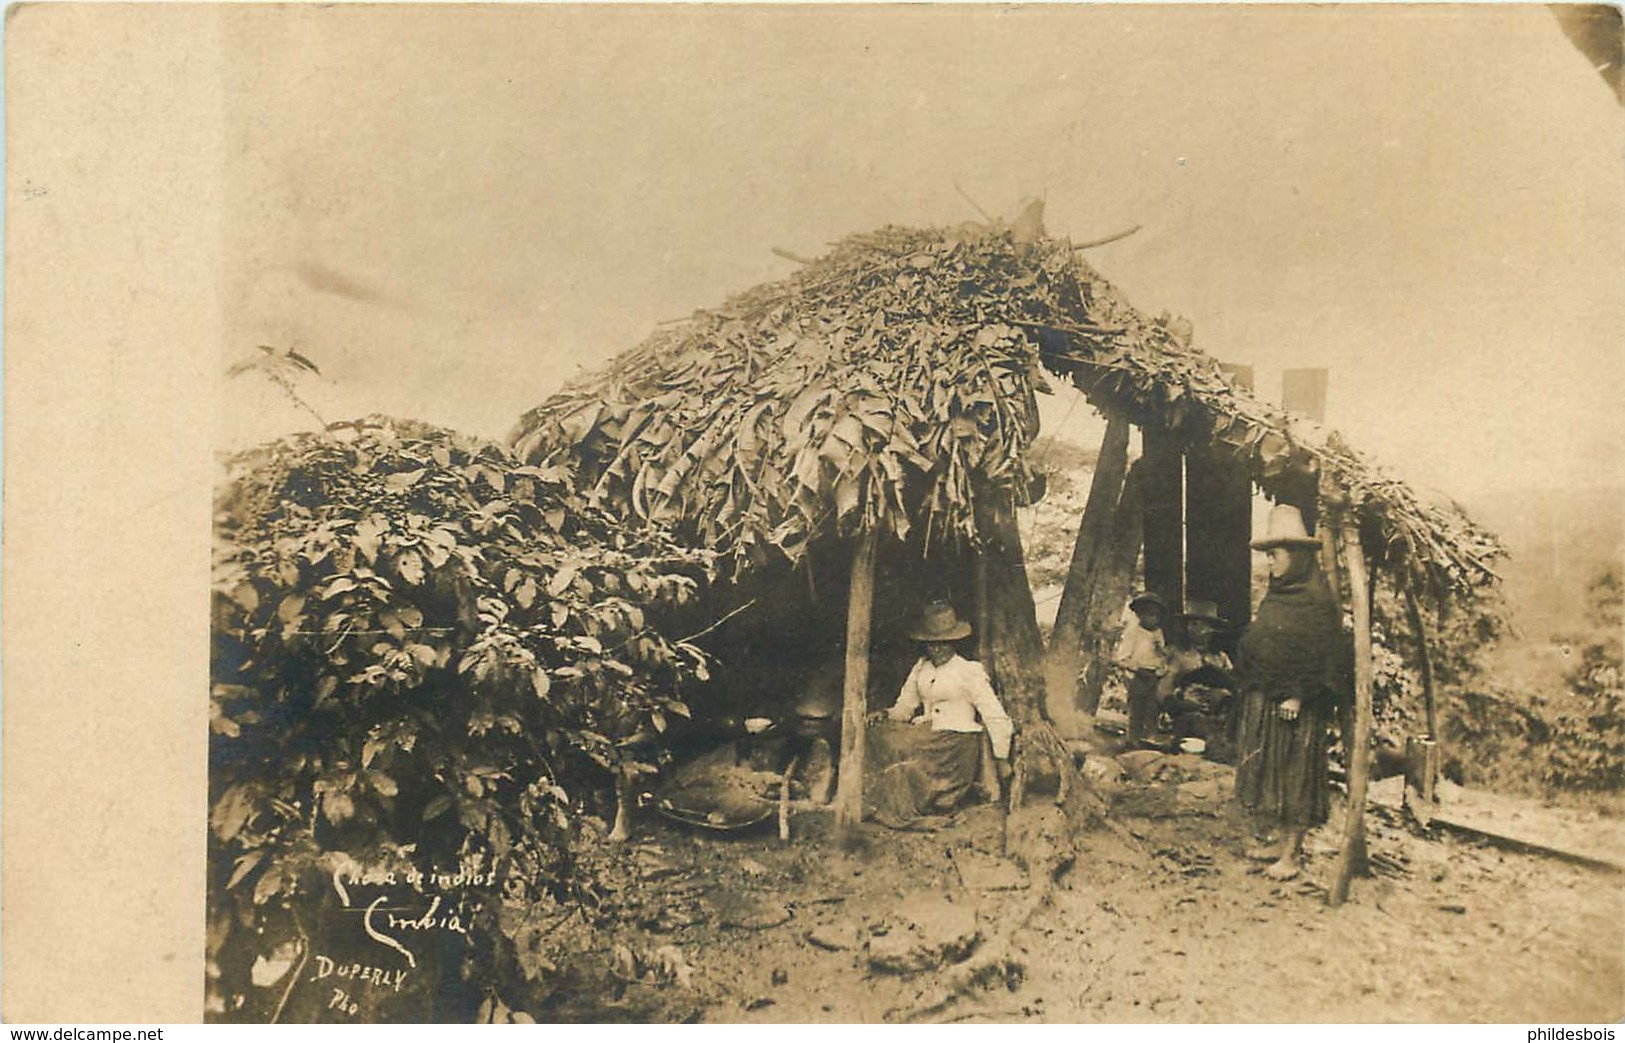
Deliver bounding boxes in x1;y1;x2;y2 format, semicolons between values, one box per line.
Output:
886;654;1013;759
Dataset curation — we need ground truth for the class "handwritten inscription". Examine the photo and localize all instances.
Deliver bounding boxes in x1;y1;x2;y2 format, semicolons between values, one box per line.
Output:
358;894;469;968
294;856;501;1019
333;863;497;896
331;861;492;968
310;955;410;993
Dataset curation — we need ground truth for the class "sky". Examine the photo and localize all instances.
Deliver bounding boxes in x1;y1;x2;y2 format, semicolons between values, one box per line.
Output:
217;5;1624;503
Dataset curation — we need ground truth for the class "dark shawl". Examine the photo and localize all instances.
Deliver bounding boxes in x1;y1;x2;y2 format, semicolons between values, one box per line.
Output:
1236;549;1352;708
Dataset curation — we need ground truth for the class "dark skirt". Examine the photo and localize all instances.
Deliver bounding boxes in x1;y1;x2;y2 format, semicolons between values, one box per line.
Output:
864;722;983;830
1126;669;1162;743
1232;688;1330;830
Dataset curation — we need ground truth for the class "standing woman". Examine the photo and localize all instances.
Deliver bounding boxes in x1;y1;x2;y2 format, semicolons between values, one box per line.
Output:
1233;505;1352;881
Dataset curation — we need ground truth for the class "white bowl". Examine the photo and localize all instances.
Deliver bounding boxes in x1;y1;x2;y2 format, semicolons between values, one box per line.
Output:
744;717;774;734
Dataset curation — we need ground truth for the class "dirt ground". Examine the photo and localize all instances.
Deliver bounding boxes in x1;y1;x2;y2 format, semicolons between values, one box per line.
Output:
544;752;1625;1024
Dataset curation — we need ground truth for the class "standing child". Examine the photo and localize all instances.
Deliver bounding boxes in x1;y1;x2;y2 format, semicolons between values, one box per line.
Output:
1115;591;1169;746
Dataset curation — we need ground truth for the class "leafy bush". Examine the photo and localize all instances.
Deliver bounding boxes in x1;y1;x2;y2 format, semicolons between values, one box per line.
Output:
1542;568;1624;792
1428;567;1622;801
1368;577;1510;735
1438;686;1554;795
208;418;712;1020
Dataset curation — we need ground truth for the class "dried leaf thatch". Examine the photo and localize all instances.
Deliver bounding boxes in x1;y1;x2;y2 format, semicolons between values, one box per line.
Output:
511;223;1501;607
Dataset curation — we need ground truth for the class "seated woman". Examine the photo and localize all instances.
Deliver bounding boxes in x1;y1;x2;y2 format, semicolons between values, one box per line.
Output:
864;601;1013;830
1157;599;1238;756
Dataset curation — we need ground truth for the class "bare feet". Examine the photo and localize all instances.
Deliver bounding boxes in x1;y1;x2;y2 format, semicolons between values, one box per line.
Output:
1264;856;1300;881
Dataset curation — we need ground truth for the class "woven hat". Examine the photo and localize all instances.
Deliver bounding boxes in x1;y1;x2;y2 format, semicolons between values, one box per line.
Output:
909;600;972;642
1128;591;1167;616
1251;504;1321;550
1181;598;1226;624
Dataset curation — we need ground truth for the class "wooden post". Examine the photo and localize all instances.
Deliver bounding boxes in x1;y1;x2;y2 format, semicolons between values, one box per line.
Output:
1404;588;1438;741
1281;369;1329;527
1141;427;1184;624
1316;478;1350;760
1329;512;1374;908
1045;417;1131;714
1317;527;1344;604
1283;368;1329;421
609;771;633;843
1403;587;1440;824
1185;364;1255;650
835;529;879;846
779;757;798;843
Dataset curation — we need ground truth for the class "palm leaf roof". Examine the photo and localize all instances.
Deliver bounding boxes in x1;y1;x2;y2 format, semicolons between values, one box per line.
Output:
511;222;1501;605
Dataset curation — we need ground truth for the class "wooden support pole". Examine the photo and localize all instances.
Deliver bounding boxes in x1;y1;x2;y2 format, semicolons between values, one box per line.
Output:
1185;365;1255;650
1404;588;1438;741
1403;587;1441;823
1317;528;1344;605
834;529;879;846
1329;514;1375;908
1141;427;1184;621
1316;480;1350;755
779;757;799;843
609;770;633;843
1045;416;1131;713
1282;368;1329;520
1283;368;1329;421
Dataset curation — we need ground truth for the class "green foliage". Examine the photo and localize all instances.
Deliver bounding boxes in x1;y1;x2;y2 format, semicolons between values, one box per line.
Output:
1440;685;1556;795
1430;567;1622;800
1369;578;1510;728
1542;567;1624;792
208;417;712;1018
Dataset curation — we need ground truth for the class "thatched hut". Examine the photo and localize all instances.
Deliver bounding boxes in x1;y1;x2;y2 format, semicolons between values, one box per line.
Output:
510;215;1502;899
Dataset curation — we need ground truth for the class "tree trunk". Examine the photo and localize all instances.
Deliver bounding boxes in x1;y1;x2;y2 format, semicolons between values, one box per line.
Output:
1077;462;1147;715
979;490;1109;829
980;494;1049;724
1044;417;1131;715
834;529;878;846
1329;514;1374;907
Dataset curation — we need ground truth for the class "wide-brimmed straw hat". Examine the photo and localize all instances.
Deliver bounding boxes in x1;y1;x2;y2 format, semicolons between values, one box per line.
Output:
910;600;972;642
1128;591;1167;615
1181;598;1227;625
1251;504;1321;550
